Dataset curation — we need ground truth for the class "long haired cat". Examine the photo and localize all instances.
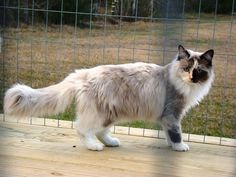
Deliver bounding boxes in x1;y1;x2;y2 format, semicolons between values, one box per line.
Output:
4;45;214;152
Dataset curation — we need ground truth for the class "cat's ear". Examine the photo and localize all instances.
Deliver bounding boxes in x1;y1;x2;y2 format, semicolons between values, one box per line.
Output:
200;49;214;66
177;45;190;60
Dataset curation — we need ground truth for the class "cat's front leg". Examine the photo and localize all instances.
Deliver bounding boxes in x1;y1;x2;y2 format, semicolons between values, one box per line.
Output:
167;125;189;152
161;116;189;152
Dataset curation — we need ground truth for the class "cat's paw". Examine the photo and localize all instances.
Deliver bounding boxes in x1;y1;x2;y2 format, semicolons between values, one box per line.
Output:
106;137;120;147
86;143;104;151
172;143;189;152
97;135;121;147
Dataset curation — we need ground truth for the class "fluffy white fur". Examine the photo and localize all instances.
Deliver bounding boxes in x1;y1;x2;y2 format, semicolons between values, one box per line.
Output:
4;46;214;152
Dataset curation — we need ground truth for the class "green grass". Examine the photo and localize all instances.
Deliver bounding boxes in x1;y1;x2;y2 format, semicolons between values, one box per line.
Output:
118;121;161;130
1;16;236;138
50;102;76;121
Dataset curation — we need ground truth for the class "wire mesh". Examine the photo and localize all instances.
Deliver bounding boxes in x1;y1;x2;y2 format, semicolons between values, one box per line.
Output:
0;0;235;146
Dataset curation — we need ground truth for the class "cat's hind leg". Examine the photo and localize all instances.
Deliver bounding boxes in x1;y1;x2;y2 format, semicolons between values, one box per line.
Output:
74;112;105;151
75;111;120;150
96;128;120;147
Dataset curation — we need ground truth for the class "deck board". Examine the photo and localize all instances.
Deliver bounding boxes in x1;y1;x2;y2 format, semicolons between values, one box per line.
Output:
0;121;235;177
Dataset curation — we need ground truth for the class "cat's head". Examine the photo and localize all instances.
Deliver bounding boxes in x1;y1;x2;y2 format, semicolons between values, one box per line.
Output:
174;45;214;84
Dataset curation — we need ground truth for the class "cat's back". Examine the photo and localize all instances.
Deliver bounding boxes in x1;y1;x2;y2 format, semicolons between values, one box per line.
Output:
67;63;165;88
77;62;164;80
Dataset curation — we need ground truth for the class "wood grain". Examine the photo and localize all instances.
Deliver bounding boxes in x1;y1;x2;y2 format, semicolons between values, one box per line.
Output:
0;121;235;177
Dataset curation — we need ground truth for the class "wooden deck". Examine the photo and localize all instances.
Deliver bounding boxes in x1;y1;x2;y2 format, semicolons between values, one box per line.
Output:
0;121;235;177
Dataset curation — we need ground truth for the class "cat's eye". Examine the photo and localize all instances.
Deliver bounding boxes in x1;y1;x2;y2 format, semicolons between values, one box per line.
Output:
183;67;189;72
197;68;202;73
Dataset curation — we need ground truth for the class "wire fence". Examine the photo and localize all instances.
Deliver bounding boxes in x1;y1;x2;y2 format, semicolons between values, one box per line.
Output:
0;0;235;146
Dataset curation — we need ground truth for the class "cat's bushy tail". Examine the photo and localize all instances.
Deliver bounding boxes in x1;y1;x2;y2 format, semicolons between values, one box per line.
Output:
4;77;76;118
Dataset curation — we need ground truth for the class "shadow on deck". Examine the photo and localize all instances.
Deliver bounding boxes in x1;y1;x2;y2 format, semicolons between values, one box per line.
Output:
0;121;235;177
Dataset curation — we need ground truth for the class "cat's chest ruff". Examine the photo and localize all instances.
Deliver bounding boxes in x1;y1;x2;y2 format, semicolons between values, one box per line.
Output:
181;83;211;116
185;86;204;107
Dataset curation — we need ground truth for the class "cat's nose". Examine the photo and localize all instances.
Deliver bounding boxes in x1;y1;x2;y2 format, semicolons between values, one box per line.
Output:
191;78;198;83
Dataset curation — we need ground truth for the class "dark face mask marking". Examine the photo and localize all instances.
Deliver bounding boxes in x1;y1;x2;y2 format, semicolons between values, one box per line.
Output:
192;68;208;83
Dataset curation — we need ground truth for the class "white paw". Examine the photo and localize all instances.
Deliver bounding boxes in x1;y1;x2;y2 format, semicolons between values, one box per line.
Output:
97;135;121;147
172;143;189;152
107;137;120;147
86;143;104;151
